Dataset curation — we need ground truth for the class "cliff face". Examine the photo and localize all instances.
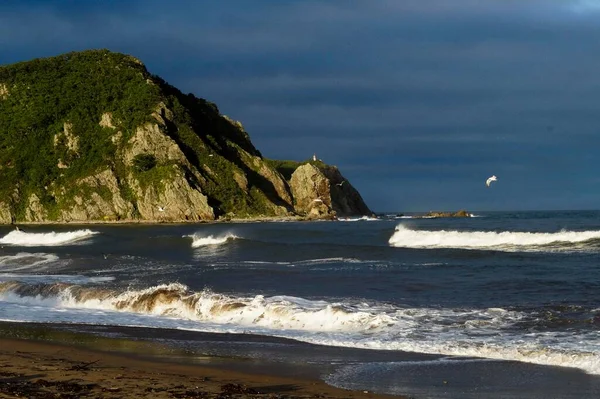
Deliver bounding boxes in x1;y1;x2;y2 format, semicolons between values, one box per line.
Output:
0;50;371;223
289;163;372;219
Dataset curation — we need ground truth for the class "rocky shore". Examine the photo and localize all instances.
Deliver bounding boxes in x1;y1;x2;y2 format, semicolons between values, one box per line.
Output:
415;210;472;218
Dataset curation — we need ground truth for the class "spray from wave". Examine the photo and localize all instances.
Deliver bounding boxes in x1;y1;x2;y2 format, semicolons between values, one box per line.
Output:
0;282;393;332
186;233;238;248
388;225;600;250
0;229;98;247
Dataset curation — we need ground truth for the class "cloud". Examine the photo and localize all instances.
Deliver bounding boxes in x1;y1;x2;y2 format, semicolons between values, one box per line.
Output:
2;0;600;211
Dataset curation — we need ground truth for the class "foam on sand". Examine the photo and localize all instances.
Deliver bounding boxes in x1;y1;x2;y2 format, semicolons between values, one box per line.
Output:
0;229;98;247
388;225;600;251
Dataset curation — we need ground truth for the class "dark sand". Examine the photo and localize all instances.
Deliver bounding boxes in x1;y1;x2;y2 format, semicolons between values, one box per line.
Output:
0;331;403;399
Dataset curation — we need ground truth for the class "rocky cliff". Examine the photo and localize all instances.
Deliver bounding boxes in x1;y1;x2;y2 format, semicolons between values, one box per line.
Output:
0;50;372;223
288;163;371;219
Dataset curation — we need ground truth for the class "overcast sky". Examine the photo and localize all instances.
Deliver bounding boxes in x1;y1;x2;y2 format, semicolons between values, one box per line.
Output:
2;0;600;212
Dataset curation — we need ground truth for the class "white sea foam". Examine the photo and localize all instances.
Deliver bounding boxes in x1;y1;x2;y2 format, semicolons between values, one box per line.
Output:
0;283;396;333
187;233;238;247
1;282;600;375
388;225;600;251
241;258;365;266
0;229;98;247
338;216;380;222
0;253;59;271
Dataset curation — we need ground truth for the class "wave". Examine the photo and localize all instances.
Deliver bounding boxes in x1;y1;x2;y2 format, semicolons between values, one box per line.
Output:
388;225;600;251
0;253;59;272
240;257;363;266
1;281;599;374
0;282;394;332
186;233;238;248
338;216;380;222
0;229;98;247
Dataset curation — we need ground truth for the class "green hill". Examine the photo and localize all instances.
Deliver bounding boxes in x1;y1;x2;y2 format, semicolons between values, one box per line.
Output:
0;50;371;223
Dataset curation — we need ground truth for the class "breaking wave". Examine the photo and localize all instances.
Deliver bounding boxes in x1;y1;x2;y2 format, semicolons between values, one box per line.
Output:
338;216;380;222
186;233;239;248
388;225;600;251
0;282;392;332
1;281;600;374
0;229;98;247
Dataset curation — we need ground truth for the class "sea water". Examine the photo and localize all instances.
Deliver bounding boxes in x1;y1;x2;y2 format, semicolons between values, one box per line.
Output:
1;211;600;398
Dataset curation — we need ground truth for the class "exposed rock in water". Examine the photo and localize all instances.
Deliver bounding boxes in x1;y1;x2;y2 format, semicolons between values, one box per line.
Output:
418;210;471;218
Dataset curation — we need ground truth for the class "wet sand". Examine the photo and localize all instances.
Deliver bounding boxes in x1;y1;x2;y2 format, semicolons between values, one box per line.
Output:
0;335;403;399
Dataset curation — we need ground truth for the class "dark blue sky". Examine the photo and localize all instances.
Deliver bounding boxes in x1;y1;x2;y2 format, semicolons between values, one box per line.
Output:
2;0;600;212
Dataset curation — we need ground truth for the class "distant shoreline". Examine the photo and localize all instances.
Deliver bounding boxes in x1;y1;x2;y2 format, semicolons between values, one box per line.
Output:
1;215;320;226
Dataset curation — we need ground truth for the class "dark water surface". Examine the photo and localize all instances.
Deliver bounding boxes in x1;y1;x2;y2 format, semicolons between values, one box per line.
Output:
2;211;600;398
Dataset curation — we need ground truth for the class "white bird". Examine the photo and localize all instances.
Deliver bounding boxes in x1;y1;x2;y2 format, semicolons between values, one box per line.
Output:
486;175;498;187
336;181;345;187
312;198;323;203
157;206;166;212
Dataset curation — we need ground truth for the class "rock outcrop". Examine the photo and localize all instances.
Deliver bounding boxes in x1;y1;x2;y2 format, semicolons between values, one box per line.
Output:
418;210;471;218
126;166;214;221
55;169;135;222
290;164;334;219
289;163;372;219
319;165;372;216
0;83;7;100
0;202;12;224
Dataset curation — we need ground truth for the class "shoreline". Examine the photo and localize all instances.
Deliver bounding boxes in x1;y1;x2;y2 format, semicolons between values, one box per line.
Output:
0;322;404;398
1;215;334;226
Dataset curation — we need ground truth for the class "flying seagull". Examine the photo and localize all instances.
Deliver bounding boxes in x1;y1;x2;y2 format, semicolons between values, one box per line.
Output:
157;206;166;212
336;181;345;187
486;175;497;187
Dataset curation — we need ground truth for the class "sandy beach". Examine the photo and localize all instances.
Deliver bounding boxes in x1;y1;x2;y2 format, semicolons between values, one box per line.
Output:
0;333;403;399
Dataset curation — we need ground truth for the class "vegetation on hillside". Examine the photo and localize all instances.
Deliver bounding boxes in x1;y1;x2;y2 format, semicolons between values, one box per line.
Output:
0;49;295;220
154;76;277;216
0;50;161;218
265;159;326;180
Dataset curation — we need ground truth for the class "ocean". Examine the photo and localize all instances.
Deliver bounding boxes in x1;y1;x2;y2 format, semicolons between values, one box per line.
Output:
2;211;600;398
